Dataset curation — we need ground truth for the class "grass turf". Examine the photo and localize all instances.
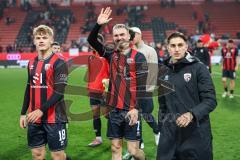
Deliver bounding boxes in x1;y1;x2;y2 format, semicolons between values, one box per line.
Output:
0;65;239;160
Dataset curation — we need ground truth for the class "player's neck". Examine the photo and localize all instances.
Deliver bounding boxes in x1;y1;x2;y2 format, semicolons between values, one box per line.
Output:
38;49;53;60
136;40;144;48
120;48;131;55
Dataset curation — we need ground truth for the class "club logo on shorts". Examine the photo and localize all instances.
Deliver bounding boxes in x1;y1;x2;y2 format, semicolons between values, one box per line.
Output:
44;64;51;71
184;73;191;82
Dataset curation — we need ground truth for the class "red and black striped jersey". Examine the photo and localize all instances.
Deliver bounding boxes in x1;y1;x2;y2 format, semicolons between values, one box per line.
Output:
21;53;68;123
221;47;238;71
88;24;148;111
106;49;148;110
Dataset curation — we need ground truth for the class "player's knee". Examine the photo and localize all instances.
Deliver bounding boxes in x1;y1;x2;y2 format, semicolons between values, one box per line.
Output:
32;149;45;160
111;143;121;153
128;147;138;157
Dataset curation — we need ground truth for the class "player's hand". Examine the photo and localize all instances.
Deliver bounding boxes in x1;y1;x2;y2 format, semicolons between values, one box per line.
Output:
176;112;193;128
102;78;109;91
20;115;27;129
97;7;112;25
126;108;138;126
235;65;238;71
27;109;43;123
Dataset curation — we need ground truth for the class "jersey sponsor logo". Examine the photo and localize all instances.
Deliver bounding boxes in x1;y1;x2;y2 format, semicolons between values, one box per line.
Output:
44;64;51;71
200;49;203;53
184;73;191;82
127;58;134;63
58;73;68;82
33;73;42;84
31;73;48;88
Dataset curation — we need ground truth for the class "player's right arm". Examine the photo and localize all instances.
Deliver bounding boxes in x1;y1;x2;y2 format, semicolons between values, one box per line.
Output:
87;7;112;59
221;48;224;70
20;66;30;129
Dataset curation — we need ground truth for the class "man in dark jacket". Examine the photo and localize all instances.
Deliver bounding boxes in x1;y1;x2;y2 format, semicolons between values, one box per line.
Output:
157;32;217;160
192;39;210;70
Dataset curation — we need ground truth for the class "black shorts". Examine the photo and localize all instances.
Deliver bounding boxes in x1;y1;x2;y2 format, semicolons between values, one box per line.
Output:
107;108;140;141
222;70;236;79
89;93;104;106
28;123;67;151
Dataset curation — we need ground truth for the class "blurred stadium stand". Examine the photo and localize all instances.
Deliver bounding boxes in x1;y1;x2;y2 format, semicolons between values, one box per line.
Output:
0;0;240;53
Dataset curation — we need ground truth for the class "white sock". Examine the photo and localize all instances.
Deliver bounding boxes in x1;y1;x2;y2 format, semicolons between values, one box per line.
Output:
96;136;102;141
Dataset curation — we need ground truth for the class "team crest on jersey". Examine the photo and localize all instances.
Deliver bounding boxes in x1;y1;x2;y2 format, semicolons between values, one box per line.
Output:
164;75;169;81
114;55;119;60
44;64;51;71
184;73;191;82
127;58;134;63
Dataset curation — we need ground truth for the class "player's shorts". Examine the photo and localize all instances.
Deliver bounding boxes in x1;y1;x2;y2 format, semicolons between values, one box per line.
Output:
28;123;67;151
89;92;104;106
107;108;140;141
222;70;236;79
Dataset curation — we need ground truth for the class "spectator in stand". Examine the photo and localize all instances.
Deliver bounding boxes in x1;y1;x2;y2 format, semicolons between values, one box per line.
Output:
155;42;168;63
0;45;3;53
6;44;13;53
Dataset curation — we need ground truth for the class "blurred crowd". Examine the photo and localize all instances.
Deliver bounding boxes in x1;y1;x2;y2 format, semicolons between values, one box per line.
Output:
0;0;240;54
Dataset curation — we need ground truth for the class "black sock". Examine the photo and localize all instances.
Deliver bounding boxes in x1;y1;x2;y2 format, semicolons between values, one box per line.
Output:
139;117;143;148
143;113;159;134
224;87;228;92
230;90;234;94
93;118;101;137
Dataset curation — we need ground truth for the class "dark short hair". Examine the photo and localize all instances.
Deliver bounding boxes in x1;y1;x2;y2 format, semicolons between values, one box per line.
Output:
51;42;60;46
167;32;187;44
129;29;135;41
228;39;234;43
197;39;203;43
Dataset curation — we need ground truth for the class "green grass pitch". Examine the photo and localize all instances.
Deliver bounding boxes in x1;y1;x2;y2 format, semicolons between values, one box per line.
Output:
0;65;239;160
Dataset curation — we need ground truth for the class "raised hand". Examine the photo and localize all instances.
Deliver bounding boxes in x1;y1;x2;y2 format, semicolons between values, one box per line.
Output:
97;7;112;25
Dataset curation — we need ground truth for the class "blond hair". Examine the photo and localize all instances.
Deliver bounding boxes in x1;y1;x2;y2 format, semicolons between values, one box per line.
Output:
112;24;129;32
33;25;54;38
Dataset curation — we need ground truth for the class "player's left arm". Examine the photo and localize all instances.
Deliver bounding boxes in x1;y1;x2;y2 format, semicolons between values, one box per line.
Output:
126;53;148;126
27;59;68;123
235;49;239;71
20;66;30;128
190;64;217;123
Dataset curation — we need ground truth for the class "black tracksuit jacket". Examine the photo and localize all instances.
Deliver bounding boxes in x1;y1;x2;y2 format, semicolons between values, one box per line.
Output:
157;53;217;160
